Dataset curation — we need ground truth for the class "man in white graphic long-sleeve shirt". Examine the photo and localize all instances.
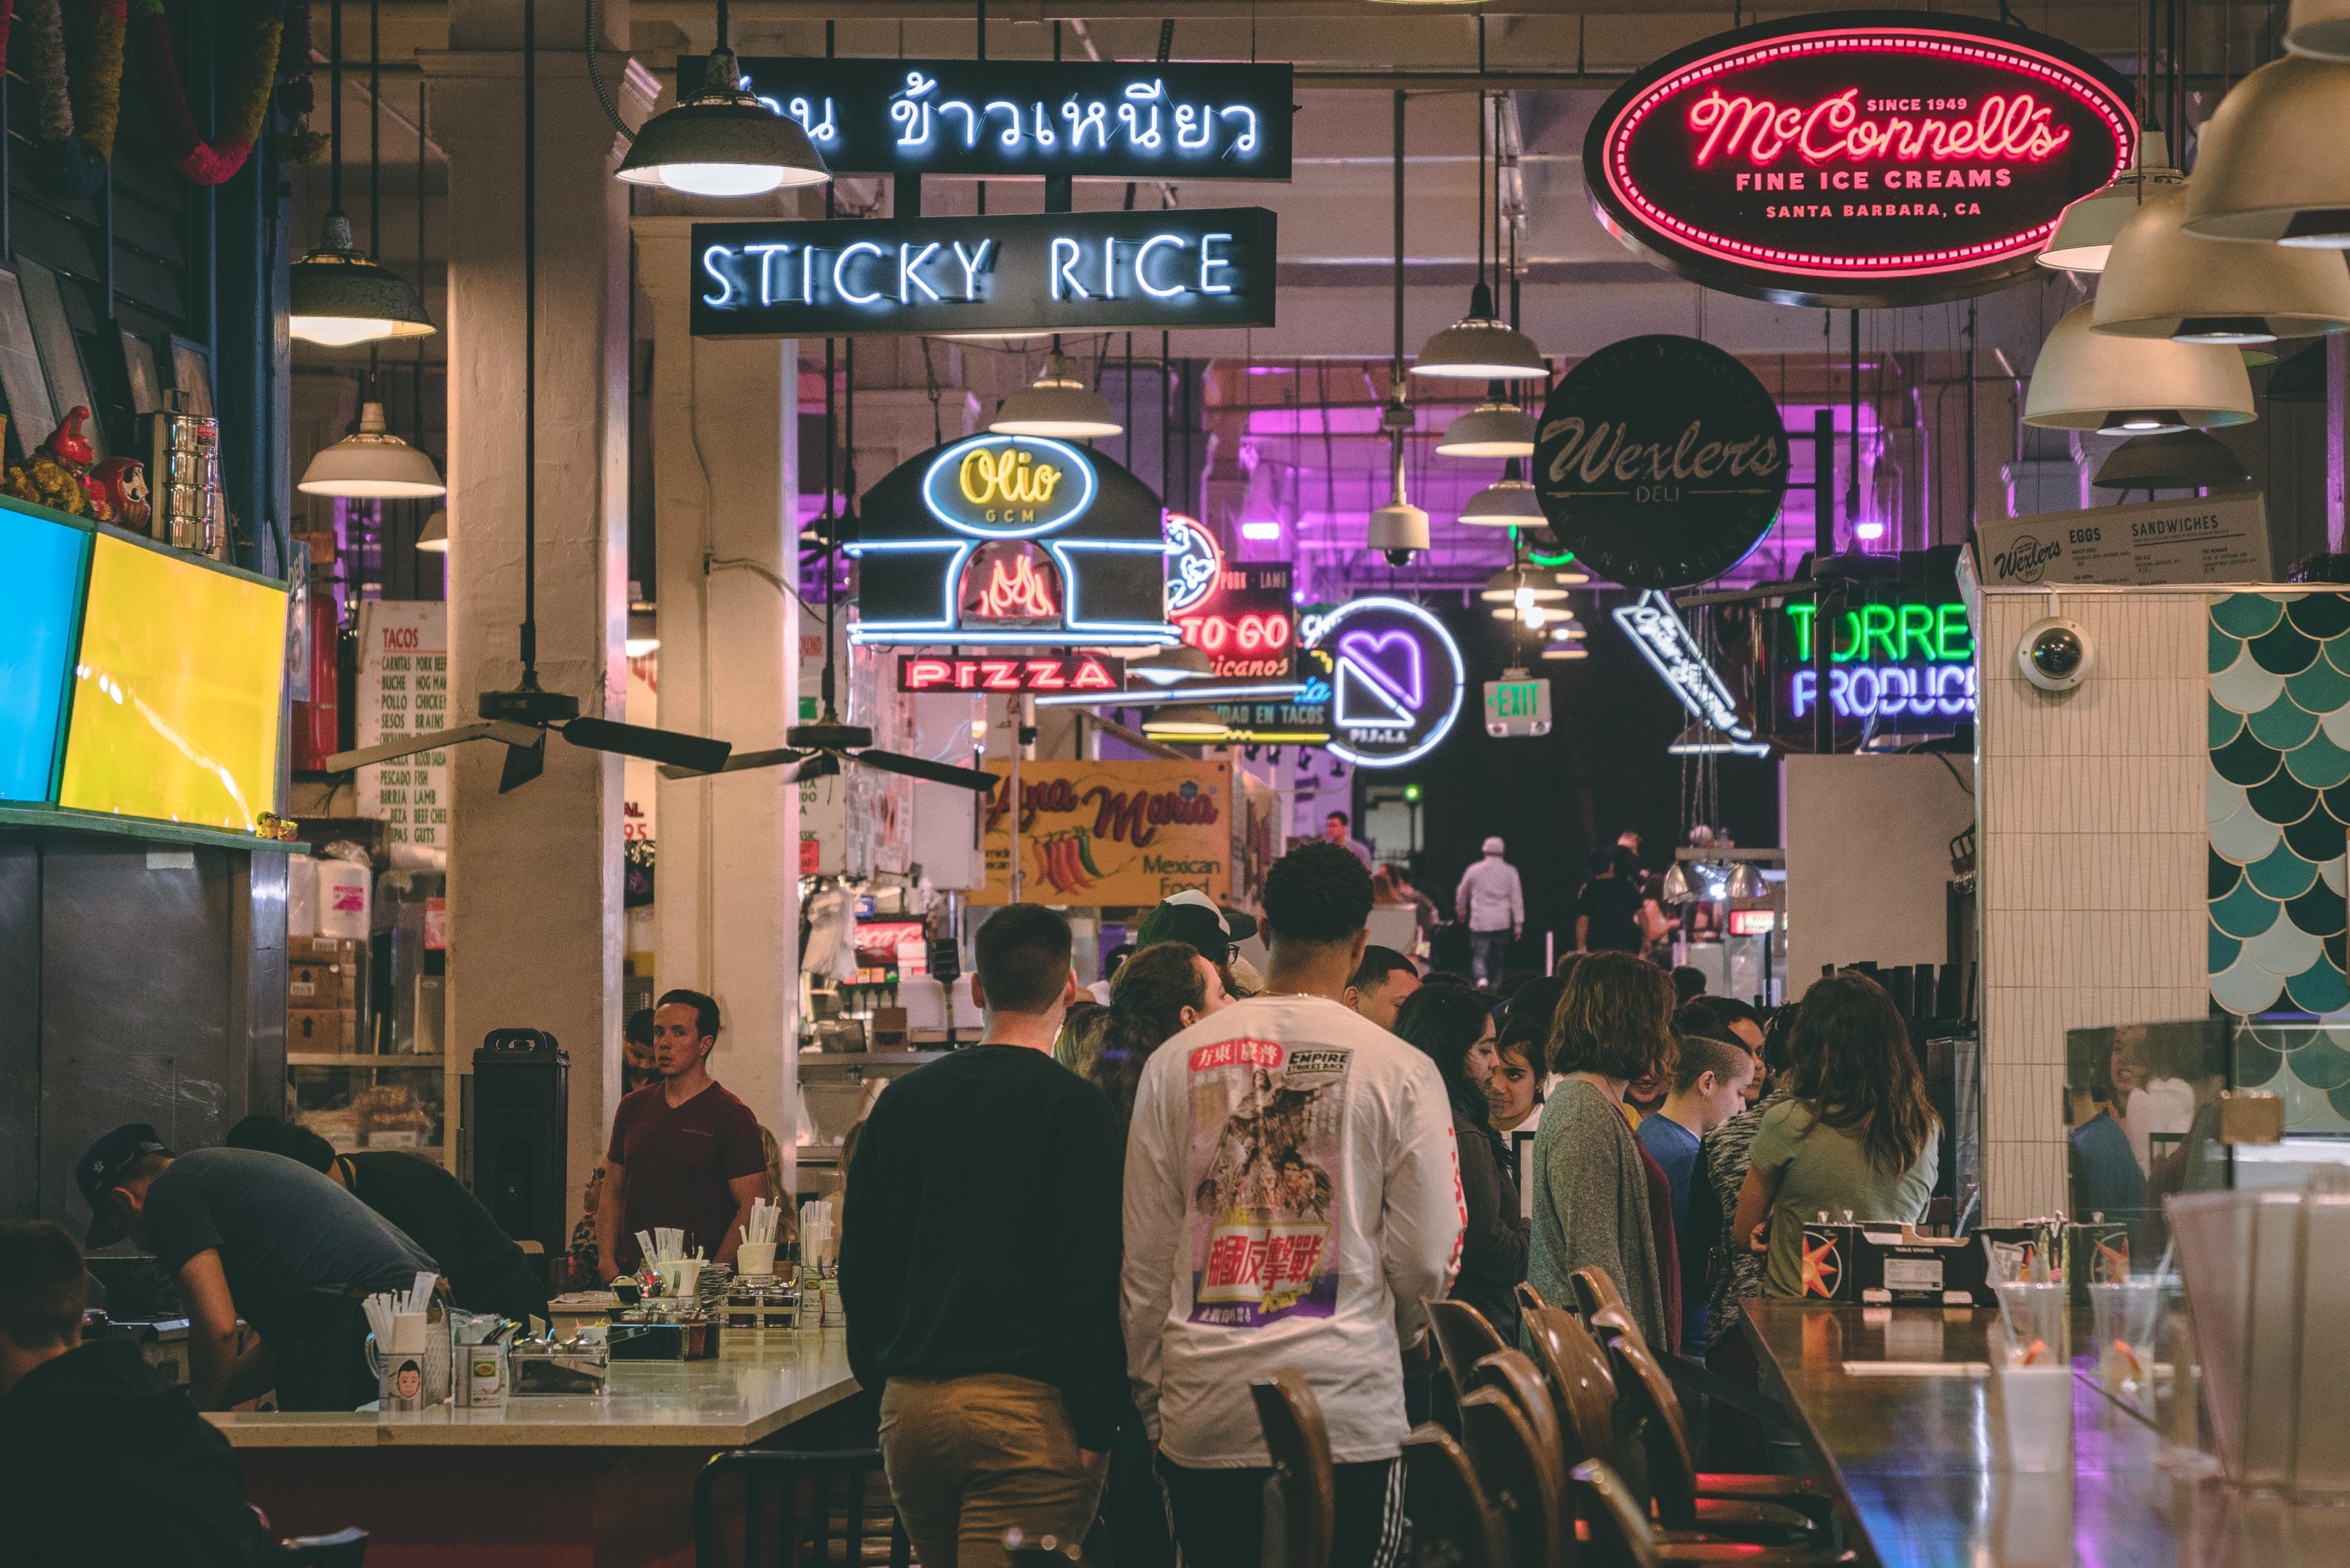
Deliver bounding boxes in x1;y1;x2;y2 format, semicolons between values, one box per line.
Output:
1122;841;1465;1568
1454;836;1525;987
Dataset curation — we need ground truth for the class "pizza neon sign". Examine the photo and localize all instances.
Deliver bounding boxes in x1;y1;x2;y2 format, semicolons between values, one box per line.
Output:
1584;12;2135;308
897;654;1119;694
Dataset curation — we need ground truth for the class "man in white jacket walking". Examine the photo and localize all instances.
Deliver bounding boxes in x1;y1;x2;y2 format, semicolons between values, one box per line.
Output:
1455;836;1525;987
1122;841;1465;1568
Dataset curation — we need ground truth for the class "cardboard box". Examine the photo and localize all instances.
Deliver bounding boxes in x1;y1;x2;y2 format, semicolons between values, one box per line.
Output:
287;961;345;1008
288;1008;343;1050
291;935;358;964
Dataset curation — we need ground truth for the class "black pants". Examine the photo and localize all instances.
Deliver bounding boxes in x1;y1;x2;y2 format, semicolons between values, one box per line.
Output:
1156;1453;1404;1568
270;1296;378;1412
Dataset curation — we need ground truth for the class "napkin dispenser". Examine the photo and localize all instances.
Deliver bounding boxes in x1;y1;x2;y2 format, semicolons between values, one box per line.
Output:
1851;1225;1995;1307
510;1340;610;1396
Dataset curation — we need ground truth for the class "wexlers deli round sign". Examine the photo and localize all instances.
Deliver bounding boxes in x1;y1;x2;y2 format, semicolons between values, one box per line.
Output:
1532;335;1790;590
1584;12;2135;307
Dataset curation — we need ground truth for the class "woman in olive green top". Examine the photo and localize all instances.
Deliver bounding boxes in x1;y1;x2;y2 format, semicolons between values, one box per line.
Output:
1734;973;1939;1299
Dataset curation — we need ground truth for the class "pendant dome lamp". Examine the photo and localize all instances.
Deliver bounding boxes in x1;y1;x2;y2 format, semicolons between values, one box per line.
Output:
2094;182;2350;343
300;399;448;498
2289;0;2350;58
616;2;831;197
1141;702;1228;740
990;343;1122;438
2023;302;2256;435
290;0;435;346
2038;133;2184;273
2092;428;2252;491
2182;54;2350;246
1439;382;1538;457
1541;640;1588;660
1415;89;1548;381
1457;458;1543;525
416;509;449;551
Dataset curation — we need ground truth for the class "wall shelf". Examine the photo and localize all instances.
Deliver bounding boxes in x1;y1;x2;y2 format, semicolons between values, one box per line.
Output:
0;804;306;855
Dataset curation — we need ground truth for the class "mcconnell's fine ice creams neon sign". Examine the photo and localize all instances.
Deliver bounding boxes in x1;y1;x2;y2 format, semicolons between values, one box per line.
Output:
1689;86;2071;168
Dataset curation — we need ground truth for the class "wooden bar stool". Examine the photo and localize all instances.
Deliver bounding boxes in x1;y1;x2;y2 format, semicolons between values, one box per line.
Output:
1403;1422;1512;1567
1470;1347;1570;1477
1251;1367;1337;1568
1570;1461;1856;1568
1458;1384;1572;1568
1569;1266;1627;1320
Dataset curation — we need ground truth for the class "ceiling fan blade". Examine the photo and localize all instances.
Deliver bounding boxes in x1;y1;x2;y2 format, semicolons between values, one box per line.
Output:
560;716;733;775
658;748;835;782
499;735;547;793
849;748;1000;793
325;720;537;773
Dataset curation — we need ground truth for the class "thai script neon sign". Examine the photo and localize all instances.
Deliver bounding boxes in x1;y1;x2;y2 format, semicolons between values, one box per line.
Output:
691;211;1276;339
701;57;1295;181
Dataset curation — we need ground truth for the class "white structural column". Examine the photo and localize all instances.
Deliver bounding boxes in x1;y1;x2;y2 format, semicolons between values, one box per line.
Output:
425;1;644;1236
633;216;802;1176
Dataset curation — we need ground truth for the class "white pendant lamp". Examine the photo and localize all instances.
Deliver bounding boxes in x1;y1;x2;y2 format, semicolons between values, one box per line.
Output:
2289;0;2350;58
2039;134;2183;273
416;509;449;552
2182;54;2350;246
299;401;448;497
2023;303;2256;434
1126;645;1215;686
1141;702;1227;740
1458;460;1543;526
616;45;831;197
2094;184;2350;343
1437;383;1537;457
1480;565;1567;603
990;351;1121;438
1413;282;1550;380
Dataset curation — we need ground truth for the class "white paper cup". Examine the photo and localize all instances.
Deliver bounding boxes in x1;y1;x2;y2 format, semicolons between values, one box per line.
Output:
737;1243;778;1278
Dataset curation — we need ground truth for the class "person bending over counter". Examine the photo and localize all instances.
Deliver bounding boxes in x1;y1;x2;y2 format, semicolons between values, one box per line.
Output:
76;1124;436;1411
597;989;770;1275
226;1116;547;1327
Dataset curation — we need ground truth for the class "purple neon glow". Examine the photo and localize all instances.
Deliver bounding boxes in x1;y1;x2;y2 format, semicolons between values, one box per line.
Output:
1337;629;1425;710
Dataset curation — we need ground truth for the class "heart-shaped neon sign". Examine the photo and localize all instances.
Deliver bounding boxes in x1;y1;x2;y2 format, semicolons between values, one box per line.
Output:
1337;629;1424;711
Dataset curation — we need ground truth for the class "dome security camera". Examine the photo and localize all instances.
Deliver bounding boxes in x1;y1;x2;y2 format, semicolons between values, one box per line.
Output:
2017;616;2094;692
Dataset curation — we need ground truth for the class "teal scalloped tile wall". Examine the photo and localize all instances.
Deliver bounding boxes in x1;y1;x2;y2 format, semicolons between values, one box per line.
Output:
2208;591;2350;1132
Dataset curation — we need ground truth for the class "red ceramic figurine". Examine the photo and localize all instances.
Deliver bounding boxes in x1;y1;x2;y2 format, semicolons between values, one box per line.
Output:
91;457;151;531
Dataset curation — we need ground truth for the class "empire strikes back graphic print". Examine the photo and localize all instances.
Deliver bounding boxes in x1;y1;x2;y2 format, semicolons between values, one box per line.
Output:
1185;1037;1352;1327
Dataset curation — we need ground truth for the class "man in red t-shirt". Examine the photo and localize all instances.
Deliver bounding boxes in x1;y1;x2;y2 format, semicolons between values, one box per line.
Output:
595;989;770;1276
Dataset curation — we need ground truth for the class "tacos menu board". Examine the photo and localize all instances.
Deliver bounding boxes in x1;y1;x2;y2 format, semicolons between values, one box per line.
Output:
981;759;1230;905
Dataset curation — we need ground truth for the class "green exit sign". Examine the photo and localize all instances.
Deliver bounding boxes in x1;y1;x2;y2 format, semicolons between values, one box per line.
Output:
1483;673;1551;738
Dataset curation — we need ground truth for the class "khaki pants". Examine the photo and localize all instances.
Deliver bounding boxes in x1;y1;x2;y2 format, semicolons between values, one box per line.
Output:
879;1373;1107;1568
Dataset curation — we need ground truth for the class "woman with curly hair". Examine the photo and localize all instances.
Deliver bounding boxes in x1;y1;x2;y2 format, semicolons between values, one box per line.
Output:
1527;951;1679;1349
1734;972;1939;1299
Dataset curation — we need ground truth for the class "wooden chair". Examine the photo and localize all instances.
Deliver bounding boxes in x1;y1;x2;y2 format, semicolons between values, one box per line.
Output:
1471;1347;1569;1479
1403;1422;1513;1568
1517;1281;1551;1318
693;1449;910;1568
1570;1461;1857;1568
1425;1297;1509;1437
1459;1384;1572;1568
1604;1333;1824;1539
1569;1266;1626;1320
1251;1367;1337;1568
1522;1303;1625;1472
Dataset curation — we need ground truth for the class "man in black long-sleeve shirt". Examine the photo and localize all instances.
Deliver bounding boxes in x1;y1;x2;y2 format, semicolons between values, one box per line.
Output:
841;903;1124;1568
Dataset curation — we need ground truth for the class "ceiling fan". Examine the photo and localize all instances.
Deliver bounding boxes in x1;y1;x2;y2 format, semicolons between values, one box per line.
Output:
326;0;732;793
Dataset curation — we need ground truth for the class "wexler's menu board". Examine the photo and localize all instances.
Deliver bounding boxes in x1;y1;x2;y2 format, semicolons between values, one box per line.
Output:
0;502;91;801
57;531;287;831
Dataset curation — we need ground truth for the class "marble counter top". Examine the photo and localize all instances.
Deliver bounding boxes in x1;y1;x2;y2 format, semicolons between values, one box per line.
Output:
207;1328;861;1450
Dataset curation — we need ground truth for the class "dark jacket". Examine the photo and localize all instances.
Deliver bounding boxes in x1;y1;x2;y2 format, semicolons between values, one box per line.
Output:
1451;1111;1530;1344
0;1340;275;1567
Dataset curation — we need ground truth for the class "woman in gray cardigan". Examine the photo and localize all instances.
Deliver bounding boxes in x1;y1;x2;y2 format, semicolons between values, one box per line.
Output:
1526;951;1678;1349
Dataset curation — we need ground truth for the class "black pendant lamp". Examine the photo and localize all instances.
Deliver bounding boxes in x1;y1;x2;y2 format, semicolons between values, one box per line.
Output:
290;0;435;346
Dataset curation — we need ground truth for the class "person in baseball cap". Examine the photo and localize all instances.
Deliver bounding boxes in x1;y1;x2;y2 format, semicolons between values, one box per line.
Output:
1134;890;1260;998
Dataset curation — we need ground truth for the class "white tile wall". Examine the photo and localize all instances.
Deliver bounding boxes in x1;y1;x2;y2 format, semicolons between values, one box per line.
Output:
1975;589;2208;1220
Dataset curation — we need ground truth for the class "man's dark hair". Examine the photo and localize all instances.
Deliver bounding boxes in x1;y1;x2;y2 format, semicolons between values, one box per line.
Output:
1671;965;1708;1003
224;1115;337;1174
624;1008;656;1048
974;903;1074;1014
1350;945;1418;993
1263;841;1374;945
656;989;722;1040
0;1220;86;1349
1327;810;1350;828
1586;846;1614;875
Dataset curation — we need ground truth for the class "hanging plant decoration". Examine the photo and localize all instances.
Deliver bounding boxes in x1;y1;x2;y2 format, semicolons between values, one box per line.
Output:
23;0;105;197
130;0;286;186
75;0;126;163
277;0;327;163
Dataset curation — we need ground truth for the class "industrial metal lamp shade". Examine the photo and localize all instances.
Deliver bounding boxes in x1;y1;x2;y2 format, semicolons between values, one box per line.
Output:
2092;429;2253;491
1127;645;1214;685
1141;702;1227;739
416;509;449;551
990;353;1122;437
298;402;448;498
1541;642;1588;660
1726;860;1767;899
2290;0;2350;58
2024;303;2256;434
1458;457;1544;526
1480;566;1566;603
616;49;832;197
1412;282;1550;381
2094;184;2350;343
2039;134;2182;273
288;213;436;347
1659;862;1694;903
1437;392;1537;458
2183;55;2350;246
